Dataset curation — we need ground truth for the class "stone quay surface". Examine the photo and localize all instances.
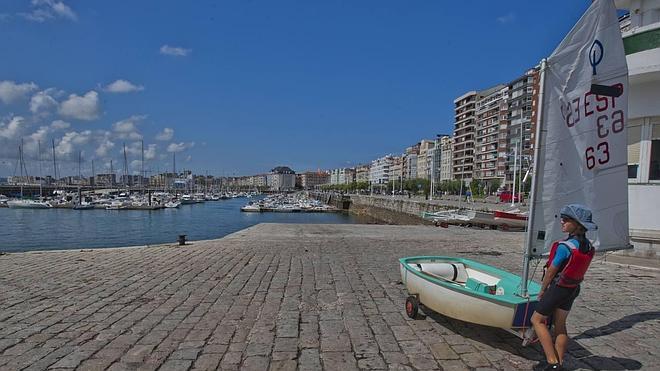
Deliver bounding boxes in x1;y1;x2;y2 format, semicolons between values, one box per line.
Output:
1;224;658;371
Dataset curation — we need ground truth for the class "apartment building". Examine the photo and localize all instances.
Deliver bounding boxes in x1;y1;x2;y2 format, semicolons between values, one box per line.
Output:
390;156;404;183
453;91;478;183
330;168;356;185
417;140;435;180
369;155;393;184
439;136;453;181
298;171;329;189
474;85;508;182
403;143;420;180
267;166;296;191
355;164;370;182
505;69;538;189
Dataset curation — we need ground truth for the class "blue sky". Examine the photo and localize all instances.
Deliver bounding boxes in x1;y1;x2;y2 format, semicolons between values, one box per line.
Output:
0;0;592;177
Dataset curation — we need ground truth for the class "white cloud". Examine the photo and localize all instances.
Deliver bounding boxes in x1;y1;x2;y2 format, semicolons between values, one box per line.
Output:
129;159;142;173
0;116;26;139
121;142;158;164
55;130;92;158
144;144;157;160
95;131;115;158
185;155;192;162
104;79;144;93
112;115;146;140
50;120;70;130
30;89;59;115
167;141;194;153
22;125;54;155
59;91;100;121
155;127;174;141
160;45;191;57
497;12;515;24
21;0;77;22
0;81;38;104
28;126;51;142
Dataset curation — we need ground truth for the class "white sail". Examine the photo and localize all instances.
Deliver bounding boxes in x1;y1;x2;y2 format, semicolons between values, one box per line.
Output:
530;0;630;256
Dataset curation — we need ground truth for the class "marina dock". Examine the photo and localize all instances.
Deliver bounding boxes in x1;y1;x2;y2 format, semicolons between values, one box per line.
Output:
0;224;657;370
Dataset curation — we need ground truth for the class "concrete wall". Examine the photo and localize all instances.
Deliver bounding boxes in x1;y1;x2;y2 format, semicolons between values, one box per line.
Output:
627;183;660;258
311;193;455;225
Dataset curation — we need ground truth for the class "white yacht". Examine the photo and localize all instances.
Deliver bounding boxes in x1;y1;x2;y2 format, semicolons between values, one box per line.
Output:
7;199;52;209
165;200;181;208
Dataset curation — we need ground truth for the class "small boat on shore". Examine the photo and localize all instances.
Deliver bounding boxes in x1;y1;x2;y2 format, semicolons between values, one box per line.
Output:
400;256;541;329
493;210;528;230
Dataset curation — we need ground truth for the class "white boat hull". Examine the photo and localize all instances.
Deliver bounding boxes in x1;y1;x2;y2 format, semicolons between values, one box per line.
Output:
399;257;541;330
400;266;514;328
7;200;52;209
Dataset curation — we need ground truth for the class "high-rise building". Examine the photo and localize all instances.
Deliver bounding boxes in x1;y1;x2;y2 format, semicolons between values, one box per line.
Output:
390;156;404;185
418;140;435;180
439;136;453;182
403;143;420;180
369;155;393;184
453;91;478;183
505;69;538;190
475;85;508;182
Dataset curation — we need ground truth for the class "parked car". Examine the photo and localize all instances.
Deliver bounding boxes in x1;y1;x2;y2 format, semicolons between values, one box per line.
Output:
498;191;523;203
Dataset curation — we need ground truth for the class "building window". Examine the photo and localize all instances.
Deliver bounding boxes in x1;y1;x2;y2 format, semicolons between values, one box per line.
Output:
628;123;641;179
650;123;660;181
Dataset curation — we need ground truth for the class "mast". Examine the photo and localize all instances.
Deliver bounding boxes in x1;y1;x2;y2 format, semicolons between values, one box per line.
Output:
51;139;57;183
520;58;547;297
78;151;82;183
141;140;145;191
110;160;114;186
511;145;517;207
92;160;95;189
18;141;24;199
38;140;43;198
123;143;128;188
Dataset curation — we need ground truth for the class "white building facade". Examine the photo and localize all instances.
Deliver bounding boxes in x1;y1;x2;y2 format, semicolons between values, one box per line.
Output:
369;155;393;184
616;0;660;257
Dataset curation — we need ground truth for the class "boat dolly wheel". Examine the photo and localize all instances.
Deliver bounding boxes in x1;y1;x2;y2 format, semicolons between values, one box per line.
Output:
405;295;419;319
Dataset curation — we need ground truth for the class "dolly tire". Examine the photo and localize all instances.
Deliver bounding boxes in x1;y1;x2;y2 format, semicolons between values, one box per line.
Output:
405;296;419;319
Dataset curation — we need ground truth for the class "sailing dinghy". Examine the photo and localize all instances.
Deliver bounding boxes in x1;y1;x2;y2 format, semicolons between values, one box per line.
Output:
401;0;631;340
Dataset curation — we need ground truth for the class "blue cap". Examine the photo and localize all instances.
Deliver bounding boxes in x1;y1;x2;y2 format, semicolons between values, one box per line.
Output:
560;204;598;231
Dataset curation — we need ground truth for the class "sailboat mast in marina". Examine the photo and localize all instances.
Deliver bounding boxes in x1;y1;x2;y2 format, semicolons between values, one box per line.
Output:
399;0;630;337
7;139;52;209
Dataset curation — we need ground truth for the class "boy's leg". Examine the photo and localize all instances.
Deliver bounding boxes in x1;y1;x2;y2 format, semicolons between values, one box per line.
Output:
553;308;570;364
531;312;559;364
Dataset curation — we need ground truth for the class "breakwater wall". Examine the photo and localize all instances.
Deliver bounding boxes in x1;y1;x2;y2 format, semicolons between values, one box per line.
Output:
311;193;458;225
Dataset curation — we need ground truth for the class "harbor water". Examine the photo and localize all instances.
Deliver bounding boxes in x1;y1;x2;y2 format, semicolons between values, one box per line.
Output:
0;197;370;252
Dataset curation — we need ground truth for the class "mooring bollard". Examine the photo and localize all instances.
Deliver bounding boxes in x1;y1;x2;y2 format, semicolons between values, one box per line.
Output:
178;234;187;246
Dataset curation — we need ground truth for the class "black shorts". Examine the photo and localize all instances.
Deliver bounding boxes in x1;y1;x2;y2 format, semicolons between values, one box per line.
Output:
535;282;580;316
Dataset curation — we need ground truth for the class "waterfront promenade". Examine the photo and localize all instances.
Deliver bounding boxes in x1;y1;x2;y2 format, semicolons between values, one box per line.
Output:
0;224;657;370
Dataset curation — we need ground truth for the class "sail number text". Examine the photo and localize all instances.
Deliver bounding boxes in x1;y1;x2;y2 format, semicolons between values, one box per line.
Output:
560;83;624;169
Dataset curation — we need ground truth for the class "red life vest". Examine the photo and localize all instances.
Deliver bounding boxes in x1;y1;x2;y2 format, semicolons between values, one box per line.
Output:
545;238;594;288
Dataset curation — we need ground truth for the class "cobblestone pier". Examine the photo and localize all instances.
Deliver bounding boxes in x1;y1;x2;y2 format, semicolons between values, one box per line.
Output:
1;224;658;370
